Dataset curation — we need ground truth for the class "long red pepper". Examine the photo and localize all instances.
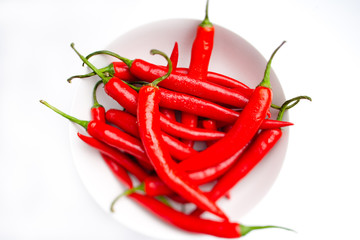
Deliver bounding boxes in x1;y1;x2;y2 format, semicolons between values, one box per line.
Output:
136;49;227;220
179;42;285;172
181;0;215;147
82;50;250;108
77;133;149;182
71;56;227;141
191;95;311;217
112;192;290;238
39;99;154;169
105;109;197;160
90;81;133;188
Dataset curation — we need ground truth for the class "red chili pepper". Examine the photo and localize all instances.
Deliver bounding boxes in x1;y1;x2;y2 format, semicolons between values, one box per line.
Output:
111;192;290;238
101;153;133;189
178;42;285;172
39;99;153;170
90;80;133;188
81;50;250;109
77;133;149;182
188;0;214;79
91;80;106;122
136;49;227;220
105;109;197;160
126;141;250;198
181;0;214;147
191;95;311;217
159;41;179;122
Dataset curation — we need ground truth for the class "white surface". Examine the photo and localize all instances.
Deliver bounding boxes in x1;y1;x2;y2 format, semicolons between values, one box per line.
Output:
0;0;359;240
69;19;288;240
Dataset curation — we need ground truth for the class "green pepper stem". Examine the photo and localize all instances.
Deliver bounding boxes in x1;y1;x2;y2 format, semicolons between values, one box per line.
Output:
70;43;112;84
67;65;114;83
110;183;145;212
85;50;133;68
39;100;89;130
92;80;103;108
149;49;172;86
240;224;295;237
277;95;312;121
259;41;286;88
200;0;213;28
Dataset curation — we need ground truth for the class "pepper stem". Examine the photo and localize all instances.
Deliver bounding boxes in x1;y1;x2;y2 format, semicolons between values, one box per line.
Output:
67;65;114;83
110;183;145;212
92;80;103;109
149;49;172;86
70;43;112;84
240;224;295;237
39;100;89;130
200;0;213;28
277;95;312;121
85;50;133;68
259;41;286;88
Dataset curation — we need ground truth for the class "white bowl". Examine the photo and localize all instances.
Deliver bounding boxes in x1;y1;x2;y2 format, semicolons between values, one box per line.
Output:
69;18;289;240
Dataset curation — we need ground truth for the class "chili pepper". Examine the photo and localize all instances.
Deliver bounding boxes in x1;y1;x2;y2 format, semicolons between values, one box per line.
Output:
101;153;133;189
111;192;290;238
39;99;153;169
159;41;179;122
81;50;250;109
69;46;226;141
178;42;285;172
188;0;214;79
123;139;250;198
181;0;214;147
77;133;149;182
191;95;311;217
136;49;227;220
90;80;134;188
105;109;197;160
91;80;106;122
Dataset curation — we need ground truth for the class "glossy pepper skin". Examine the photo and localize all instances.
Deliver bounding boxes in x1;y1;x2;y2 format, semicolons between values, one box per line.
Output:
103;77;226;141
77;133;149;182
179;86;272;171
128;193;241;238
178;42;285;172
101;153;133;189
105;109;197;160
137;85;227;220
125;193;287;238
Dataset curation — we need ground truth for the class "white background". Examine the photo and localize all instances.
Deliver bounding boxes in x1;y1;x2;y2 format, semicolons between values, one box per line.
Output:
1;0;359;239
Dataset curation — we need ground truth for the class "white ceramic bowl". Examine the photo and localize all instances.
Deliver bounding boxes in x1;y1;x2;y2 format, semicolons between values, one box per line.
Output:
69;19;289;240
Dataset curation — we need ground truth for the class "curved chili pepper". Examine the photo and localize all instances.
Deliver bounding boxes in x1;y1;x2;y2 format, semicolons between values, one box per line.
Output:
181;0;214;147
69;47;226;141
136;49;227;220
105;109;197;160
159;41;179;122
101;153;133;189
112;192;290;238
39;99;153;170
191;95;311;217
81;50;250;109
77;133;149;182
178;42;285;172
91;80;106;122
90;81;133;188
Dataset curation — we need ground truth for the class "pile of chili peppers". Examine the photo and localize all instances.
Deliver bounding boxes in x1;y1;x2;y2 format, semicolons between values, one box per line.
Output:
40;1;311;238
